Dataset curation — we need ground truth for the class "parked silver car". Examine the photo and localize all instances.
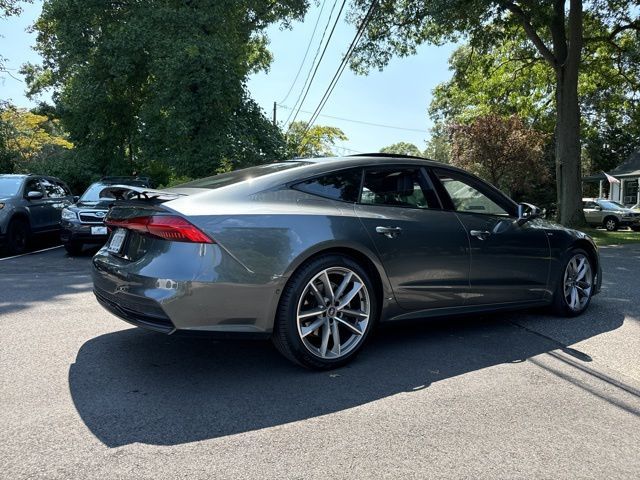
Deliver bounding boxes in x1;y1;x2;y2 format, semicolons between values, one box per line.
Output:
582;197;640;231
0;174;75;254
93;155;602;369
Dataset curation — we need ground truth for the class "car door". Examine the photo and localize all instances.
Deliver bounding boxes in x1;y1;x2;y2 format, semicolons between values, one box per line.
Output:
430;168;550;305
354;166;470;311
583;201;602;226
39;177;71;229
22;178;48;231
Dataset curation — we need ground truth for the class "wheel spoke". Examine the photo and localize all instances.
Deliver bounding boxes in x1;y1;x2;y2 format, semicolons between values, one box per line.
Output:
319;321;330;357
320;271;335;303
309;282;325;306
334;316;364;336
570;287;578;309
340;308;368;318
298;307;326;319
330;321;341;356
300;317;327;338
337;282;363;310
333;272;353;301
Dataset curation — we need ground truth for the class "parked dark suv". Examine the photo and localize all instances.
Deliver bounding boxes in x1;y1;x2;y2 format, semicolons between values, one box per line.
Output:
60;176;152;255
0;174;75;255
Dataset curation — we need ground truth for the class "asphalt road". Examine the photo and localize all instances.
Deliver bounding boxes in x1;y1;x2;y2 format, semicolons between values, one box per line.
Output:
1;245;639;479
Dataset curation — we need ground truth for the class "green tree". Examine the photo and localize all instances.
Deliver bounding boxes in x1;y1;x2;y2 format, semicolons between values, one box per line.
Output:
379;142;423;157
348;0;639;227
424;124;451;164
285;121;348;158
24;0;308;178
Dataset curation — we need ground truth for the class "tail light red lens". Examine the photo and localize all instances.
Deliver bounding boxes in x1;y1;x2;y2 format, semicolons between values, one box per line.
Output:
106;215;214;244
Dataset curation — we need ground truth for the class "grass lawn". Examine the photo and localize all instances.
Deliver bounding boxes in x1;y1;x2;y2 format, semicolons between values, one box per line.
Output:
582;228;640;246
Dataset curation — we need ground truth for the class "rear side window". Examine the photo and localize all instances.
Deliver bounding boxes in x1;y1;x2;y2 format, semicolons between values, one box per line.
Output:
40;178;69;198
293;169;362;202
361;168;439;209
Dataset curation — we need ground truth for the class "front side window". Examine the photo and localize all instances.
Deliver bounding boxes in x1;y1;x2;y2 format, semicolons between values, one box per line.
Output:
293;169;362;202
40;178;67;198
360;168;438;209
24;178;42;195
435;171;510;216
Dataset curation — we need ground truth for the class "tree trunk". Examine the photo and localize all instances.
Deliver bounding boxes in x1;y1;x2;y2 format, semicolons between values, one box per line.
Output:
554;0;587;227
554;66;585;227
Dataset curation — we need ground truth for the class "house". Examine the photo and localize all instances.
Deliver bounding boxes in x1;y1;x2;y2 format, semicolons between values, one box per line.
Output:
583;151;640;206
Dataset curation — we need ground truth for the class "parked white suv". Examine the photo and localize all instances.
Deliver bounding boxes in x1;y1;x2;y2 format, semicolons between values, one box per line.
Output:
582;198;640;231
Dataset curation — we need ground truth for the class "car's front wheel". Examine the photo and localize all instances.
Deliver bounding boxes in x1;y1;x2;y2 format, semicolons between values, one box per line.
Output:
273;254;377;369
552;249;595;317
64;242;83;256
6;218;29;255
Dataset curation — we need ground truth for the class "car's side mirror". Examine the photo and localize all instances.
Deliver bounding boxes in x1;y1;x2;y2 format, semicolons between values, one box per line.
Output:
516;202;542;226
26;191;44;200
73;196;80;203
594;205;602;211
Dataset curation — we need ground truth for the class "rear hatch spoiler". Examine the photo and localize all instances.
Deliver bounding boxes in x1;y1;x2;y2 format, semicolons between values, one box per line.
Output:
99;184;186;202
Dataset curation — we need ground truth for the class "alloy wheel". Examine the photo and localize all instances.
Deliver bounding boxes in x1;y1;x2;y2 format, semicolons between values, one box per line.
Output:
605;219;617;231
563;253;593;312
296;267;370;359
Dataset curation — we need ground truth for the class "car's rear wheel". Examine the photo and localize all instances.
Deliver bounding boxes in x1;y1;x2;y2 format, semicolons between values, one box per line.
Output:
6;218;29;255
603;216;618;231
64;242;83;256
273;254;377;369
552;249;594;317
631;226;640;232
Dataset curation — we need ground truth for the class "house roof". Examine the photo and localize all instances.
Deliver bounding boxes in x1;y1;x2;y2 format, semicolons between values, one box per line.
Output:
583;151;640;182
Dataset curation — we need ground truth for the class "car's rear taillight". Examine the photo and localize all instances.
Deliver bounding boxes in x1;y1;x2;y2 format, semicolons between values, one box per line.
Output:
106;215;214;244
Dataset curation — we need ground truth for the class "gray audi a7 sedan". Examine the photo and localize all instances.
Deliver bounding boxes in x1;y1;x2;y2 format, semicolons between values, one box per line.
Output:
92;154;601;369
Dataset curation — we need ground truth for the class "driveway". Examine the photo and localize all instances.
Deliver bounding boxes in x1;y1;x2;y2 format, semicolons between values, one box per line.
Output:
1;245;639;479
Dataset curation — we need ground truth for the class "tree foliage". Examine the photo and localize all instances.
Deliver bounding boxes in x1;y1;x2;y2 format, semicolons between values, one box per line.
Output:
379;142;423;157
24;0;309;179
449;114;549;201
0;105;72;171
285;121;348;158
347;0;640;226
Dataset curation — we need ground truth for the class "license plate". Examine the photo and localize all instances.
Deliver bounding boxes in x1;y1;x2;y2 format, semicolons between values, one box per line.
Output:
108;229;127;253
91;226;108;235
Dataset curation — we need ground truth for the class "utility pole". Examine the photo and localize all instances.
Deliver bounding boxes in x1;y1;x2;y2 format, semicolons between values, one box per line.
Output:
272;101;277;126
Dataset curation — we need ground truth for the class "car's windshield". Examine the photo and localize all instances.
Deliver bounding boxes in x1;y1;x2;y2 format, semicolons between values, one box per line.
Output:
598;200;627;210
0;177;24;197
80;183;113;202
176;162;310;190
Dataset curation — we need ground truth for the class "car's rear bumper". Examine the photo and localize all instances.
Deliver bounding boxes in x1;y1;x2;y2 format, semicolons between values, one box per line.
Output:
91;240;282;336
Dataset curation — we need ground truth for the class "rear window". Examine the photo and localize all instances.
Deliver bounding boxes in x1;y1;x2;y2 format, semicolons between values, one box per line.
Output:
293;169;362;202
177;162;310;190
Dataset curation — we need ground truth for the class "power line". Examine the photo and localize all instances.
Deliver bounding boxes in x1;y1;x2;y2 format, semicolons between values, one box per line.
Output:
285;0;347;128
284;0;340;126
277;104;426;133
303;0;378;134
279;0;328;105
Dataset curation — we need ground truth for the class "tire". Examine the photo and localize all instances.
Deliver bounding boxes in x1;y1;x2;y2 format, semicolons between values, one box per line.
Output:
603;216;618;232
64;242;83;256
631;226;640;232
272;254;378;370
6;218;29;255
551;248;595;317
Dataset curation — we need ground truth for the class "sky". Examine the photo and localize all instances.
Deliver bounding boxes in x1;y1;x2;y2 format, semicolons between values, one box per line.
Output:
1;1;458;154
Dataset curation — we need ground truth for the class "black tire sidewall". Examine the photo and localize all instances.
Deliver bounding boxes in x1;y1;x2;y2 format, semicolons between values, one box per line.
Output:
7;218;29;255
274;254;378;369
64;242;83;255
552;248;594;317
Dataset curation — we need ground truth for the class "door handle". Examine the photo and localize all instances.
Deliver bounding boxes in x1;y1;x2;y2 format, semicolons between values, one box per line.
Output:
470;229;491;240
376;226;402;238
